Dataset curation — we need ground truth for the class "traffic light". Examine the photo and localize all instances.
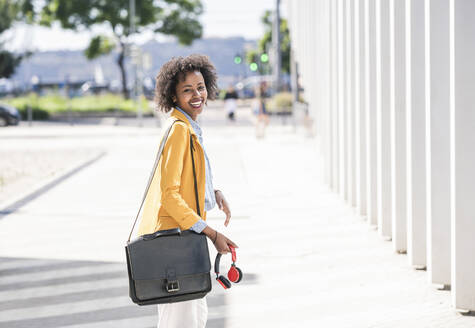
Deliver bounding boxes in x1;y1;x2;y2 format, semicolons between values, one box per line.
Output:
260;53;269;63
250;62;258;71
234;54;242;64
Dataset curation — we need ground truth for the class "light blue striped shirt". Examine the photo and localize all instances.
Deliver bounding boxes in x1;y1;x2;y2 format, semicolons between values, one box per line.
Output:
175;107;216;233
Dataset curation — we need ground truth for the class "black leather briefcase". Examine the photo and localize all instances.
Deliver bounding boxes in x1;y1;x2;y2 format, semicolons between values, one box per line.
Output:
125;120;212;305
125;228;211;305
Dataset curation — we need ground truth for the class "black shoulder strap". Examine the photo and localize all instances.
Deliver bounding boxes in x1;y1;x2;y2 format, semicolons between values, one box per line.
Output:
127;119;200;242
189;134;201;217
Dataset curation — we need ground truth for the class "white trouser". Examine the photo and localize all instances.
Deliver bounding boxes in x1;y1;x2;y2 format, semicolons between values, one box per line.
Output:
225;99;237;114
157;297;208;328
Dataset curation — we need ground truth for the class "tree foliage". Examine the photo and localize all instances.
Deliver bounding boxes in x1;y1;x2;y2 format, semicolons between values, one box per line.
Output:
246;10;291;74
0;50;23;78
39;0;204;98
85;35;115;60
0;0;34;78
0;0;34;34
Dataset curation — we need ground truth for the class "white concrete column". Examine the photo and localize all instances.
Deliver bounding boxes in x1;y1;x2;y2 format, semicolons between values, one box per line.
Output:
327;1;335;190
309;0;317;141
321;0;328;184
323;0;331;191
301;3;308;109
376;0;392;238
320;0;329;187
313;0;320;152
332;0;341;193
450;0;475;312
340;0;349;200
310;0;317;135
326;0;335;190
302;0;310;121
389;0;407;252
366;0;378;227
407;0;427;268
426;0;451;286
347;0;356;207
322;0;331;188
356;0;368;217
338;0;346;197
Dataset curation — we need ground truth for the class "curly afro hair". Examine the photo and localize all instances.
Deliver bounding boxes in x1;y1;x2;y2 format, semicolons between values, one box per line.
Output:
155;54;219;113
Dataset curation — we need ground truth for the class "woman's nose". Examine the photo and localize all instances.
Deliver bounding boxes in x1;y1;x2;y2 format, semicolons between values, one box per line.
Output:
193;89;201;96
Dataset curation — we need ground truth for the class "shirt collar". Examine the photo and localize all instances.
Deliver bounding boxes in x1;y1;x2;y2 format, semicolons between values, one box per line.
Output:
175;106;202;137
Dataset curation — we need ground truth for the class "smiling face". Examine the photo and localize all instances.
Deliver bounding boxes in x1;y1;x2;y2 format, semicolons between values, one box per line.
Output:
172;70;208;120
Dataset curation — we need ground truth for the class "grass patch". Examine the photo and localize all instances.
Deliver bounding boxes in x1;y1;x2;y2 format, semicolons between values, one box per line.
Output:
1;93;152;119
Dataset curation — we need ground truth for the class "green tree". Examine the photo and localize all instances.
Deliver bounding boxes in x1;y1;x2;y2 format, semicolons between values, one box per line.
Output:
0;0;34;78
39;0;204;98
246;10;290;74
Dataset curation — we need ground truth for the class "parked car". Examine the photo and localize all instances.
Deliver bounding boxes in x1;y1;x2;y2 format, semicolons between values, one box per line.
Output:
0;103;20;126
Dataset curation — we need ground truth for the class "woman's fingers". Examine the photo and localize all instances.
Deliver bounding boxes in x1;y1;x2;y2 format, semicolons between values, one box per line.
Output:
220;245;230;254
223;199;231;226
223;204;230;225
226;237;238;248
216;192;224;210
224;211;231;226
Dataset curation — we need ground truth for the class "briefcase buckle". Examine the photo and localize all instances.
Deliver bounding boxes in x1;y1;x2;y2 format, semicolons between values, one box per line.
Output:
166;280;180;292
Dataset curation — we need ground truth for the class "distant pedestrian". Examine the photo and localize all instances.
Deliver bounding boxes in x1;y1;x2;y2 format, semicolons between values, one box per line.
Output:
254;81;270;138
224;85;238;121
138;54;238;328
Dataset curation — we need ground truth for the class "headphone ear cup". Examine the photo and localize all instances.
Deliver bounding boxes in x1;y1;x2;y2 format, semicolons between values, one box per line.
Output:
234;267;243;283
217;275;231;289
227;266;241;283
227;266;238;283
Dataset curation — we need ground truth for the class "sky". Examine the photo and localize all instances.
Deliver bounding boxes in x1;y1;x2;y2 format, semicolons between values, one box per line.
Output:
5;0;288;52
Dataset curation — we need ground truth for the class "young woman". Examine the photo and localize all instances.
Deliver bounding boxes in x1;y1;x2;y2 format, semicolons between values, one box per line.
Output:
254;81;270;138
137;54;238;328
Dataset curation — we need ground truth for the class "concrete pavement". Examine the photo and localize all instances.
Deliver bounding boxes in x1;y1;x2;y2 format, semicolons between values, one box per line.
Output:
0;108;474;327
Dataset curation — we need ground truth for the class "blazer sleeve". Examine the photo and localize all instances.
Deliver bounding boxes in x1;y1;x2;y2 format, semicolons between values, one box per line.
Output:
159;122;201;230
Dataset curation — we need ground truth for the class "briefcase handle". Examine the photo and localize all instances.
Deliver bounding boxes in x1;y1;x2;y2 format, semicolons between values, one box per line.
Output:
142;228;182;241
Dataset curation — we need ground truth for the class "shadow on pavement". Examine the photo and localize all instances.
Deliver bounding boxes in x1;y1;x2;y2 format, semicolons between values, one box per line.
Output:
0;256;227;328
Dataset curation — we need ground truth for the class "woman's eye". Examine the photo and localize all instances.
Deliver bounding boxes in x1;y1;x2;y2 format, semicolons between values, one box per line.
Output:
198;86;205;91
183;89;190;93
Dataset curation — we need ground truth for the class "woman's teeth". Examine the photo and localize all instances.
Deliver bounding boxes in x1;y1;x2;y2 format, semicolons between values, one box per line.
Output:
190;101;202;108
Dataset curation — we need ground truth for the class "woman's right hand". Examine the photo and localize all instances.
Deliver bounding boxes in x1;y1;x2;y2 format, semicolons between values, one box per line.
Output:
214;232;238;254
202;226;238;254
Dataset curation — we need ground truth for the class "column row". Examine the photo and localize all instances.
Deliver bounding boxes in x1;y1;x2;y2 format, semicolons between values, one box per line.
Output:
287;0;475;313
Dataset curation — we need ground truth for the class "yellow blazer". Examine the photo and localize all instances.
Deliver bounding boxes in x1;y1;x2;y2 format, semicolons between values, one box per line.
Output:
138;109;207;235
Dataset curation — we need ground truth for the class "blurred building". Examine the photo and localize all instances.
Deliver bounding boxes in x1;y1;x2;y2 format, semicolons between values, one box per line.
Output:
6;37;257;95
287;0;475;313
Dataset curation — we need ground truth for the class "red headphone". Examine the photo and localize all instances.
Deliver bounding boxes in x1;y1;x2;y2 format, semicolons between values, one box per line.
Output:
214;245;243;289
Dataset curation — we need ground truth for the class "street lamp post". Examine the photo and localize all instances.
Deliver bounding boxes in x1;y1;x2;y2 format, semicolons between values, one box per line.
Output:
29;75;40;127
129;0;143;126
272;0;282;92
65;75;73;126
